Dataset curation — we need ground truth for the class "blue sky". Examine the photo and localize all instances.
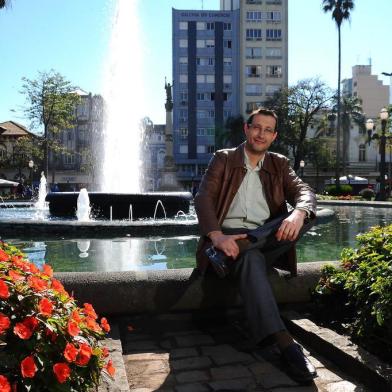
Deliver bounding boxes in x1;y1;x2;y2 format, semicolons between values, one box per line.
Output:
0;0;391;128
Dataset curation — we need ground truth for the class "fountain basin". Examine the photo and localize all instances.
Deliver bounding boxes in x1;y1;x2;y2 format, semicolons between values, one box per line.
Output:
45;191;193;219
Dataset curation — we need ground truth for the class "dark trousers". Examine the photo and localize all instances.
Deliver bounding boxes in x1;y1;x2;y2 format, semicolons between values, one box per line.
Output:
223;215;313;343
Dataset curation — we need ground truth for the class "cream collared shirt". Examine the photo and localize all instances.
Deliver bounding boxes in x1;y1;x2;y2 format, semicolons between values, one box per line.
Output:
222;152;270;230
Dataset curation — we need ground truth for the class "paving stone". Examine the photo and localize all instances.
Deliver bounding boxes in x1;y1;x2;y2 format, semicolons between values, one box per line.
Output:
249;361;281;376
160;339;172;350
125;340;160;351
123;333;154;342
174;383;210;392
175;370;210;383
210;364;251;380
170;347;198;359
171;356;212;371
257;372;298;388
208;377;256;391
316;368;343;383
175;334;215;347
325;380;366;392
307;355;326;369
124;353;169;361
201;344;254;365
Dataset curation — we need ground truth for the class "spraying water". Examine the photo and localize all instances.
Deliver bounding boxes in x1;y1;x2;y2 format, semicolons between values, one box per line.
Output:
76;188;91;221
34;172;48;220
100;0;145;192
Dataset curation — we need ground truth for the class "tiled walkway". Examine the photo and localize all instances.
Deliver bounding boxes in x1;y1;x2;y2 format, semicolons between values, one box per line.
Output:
114;310;368;392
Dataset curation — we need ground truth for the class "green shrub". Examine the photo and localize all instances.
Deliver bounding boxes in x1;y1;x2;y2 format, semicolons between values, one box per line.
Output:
358;188;375;201
325;184;353;196
313;224;392;344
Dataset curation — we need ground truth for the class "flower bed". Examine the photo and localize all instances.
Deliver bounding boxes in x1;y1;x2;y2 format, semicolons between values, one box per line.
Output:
0;241;115;391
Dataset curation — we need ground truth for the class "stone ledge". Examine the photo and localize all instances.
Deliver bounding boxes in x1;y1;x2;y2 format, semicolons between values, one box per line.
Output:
281;310;392;392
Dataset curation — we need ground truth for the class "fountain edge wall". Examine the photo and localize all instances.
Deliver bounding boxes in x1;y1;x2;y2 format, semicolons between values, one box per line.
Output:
56;261;337;316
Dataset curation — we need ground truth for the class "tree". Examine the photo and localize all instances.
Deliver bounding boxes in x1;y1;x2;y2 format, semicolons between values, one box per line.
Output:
322;0;355;188
337;95;364;174
19;70;81;180
265;78;332;171
217;114;245;149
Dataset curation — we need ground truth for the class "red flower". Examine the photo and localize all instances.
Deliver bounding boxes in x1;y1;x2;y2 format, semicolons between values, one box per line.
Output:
64;343;78;363
45;328;57;342
38;298;53;317
51;278;65;293
71;310;82;323
67;320;80;337
100;317;110;333
53;363;71;384
27;276;48;292
42;264;53;277
0;249;9;262
0;280;9;299
0;314;11;335
0;375;11;392
106;360;115;377
83;303;97;319
8;270;24;281
20;356;37;378
102;347;109;358
14;317;39;340
75;343;92;366
85;317;102;333
27;262;39;274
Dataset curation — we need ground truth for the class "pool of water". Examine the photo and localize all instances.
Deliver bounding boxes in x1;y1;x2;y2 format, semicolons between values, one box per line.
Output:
2;205;391;272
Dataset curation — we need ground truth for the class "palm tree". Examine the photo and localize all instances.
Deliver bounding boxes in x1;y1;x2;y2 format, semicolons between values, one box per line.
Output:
339;96;364;174
322;0;355;188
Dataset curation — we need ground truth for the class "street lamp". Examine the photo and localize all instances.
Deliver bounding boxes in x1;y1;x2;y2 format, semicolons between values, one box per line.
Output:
28;160;34;187
299;160;305;178
366;108;390;201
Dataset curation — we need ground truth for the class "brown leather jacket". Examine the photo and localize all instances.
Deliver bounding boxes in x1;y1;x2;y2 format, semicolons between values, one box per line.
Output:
194;143;317;276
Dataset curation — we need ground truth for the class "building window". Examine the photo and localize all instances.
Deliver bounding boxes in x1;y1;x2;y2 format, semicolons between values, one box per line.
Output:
223;92;232;101
246;11;262;22
197;128;206;136
246;84;262;96
246;101;263;113
223;75;232;84
180;92;188;103
179;21;188;30
196;22;205;30
206;39;215;48
265;47;282;58
265;84;281;96
179;39;188;48
206;22;214;30
197;93;206;101
207;128;215;136
197;75;206;83
266;29;282;41
223;57;232;66
224;40;232;49
180;128;188;140
179;145;188;154
179;74;188;83
208;110;215;118
196;39;205;48
206;75;215;83
246;65;262;78
223;22;231;30
64;153;75;165
246;29;262;40
207;145;215;153
179;57;188;64
246;0;262;3
264;11;281;22
224;110;232;118
197;57;214;66
359;144;366;162
0;147;7;160
197;110;207;119
197;145;206;154
246;47;262;59
266;65;282;77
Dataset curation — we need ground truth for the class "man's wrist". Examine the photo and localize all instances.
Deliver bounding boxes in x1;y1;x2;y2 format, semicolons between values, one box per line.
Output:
207;230;223;242
295;208;310;219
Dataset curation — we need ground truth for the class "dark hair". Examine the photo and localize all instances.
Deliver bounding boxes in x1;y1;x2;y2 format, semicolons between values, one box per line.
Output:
246;108;278;131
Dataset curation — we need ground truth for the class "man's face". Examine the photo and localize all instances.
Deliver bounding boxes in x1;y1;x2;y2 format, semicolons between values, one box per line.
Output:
244;114;277;155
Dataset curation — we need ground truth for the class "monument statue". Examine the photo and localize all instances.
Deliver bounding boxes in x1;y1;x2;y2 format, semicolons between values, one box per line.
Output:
165;79;173;111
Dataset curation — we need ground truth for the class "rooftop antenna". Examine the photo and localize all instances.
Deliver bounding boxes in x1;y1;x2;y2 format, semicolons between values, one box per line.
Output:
201;0;204;10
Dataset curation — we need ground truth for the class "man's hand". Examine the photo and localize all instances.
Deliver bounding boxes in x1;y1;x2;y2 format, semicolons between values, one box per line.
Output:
208;231;248;259
275;209;306;242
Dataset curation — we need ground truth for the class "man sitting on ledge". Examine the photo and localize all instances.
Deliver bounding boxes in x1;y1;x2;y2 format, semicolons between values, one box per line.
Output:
194;108;317;385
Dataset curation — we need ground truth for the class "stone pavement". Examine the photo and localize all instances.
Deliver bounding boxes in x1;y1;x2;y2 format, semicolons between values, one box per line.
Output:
110;309;369;392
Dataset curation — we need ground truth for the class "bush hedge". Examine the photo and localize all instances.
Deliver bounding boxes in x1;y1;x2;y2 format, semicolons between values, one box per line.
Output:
325;184;353;196
313;224;392;350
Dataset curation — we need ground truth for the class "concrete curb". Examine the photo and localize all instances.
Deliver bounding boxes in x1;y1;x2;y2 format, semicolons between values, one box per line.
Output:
56;261;335;316
317;199;392;208
282;310;392;392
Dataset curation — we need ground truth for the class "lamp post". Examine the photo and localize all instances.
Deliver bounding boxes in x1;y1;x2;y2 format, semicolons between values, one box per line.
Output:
28;160;34;187
299;160;305;178
366;108;389;201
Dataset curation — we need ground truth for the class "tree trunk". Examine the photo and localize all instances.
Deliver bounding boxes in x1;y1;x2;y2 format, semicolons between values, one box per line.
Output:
335;26;342;189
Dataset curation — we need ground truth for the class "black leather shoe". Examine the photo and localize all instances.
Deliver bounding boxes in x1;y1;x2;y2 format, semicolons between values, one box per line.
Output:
280;343;317;385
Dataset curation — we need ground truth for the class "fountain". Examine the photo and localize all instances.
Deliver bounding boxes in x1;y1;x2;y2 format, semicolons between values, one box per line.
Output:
76;188;91;221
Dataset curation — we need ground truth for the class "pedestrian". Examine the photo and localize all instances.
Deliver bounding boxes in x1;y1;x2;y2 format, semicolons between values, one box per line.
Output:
194;108;317;384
